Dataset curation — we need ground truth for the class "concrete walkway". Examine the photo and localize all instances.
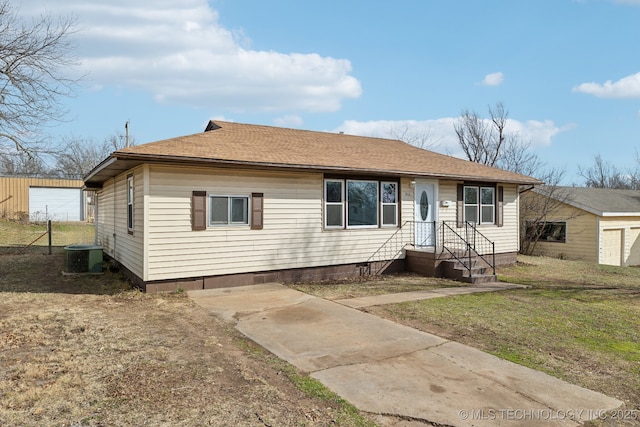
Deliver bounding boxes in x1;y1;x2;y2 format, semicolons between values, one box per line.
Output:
189;283;622;427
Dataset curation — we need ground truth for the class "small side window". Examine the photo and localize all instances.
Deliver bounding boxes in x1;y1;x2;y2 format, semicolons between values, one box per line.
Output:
381;182;398;226
325;179;344;228
127;175;134;232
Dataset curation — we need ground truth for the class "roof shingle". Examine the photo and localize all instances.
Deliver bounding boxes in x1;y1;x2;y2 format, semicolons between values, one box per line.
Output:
86;121;541;186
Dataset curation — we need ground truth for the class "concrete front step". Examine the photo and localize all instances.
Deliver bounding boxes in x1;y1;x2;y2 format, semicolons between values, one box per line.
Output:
442;259;496;284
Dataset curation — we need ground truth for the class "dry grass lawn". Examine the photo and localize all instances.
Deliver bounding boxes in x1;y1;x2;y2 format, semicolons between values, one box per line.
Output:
0;244;375;426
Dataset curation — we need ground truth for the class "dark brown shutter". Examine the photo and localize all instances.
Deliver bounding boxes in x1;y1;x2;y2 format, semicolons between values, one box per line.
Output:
456;184;464;228
192;191;207;231
496;186;504;227
251;193;264;230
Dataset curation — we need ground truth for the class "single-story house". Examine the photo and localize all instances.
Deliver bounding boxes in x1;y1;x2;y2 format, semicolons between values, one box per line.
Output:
522;186;640;266
0;176;91;222
84;121;540;292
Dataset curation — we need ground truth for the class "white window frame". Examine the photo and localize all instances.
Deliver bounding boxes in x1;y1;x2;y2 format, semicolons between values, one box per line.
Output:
480;187;495;224
464;185;495;225
381;181;398;227
208;195;250;226
127;175;134;232
324;179;345;229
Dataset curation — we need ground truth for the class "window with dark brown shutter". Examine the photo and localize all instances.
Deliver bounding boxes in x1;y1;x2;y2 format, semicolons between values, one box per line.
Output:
192;191;207;231
251;193;263;230
496;186;504;227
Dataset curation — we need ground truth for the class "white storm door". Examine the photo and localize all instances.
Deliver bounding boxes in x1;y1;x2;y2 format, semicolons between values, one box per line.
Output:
415;182;434;247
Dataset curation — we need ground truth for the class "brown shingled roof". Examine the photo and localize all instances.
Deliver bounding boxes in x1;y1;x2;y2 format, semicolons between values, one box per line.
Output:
85;121;541;187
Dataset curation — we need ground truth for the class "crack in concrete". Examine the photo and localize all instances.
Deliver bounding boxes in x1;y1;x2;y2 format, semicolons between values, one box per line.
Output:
371;411;457;427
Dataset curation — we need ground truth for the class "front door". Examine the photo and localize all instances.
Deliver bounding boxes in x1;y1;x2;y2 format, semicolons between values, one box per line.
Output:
415;182;435;247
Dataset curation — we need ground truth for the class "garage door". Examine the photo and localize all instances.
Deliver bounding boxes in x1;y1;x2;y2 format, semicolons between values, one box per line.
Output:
628;228;640;266
601;229;623;266
29;187;82;222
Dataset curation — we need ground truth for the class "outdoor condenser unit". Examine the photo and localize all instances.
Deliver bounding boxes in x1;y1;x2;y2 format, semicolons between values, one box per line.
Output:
63;244;103;273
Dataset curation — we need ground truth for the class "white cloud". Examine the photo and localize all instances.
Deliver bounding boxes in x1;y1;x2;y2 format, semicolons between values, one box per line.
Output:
20;0;362;112
335;117;567;159
480;72;504;86
573;72;640;98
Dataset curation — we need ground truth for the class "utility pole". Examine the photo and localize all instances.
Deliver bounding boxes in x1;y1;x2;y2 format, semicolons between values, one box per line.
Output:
125;120;130;148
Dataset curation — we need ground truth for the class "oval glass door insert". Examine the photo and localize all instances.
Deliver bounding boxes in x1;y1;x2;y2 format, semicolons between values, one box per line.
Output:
420;190;429;221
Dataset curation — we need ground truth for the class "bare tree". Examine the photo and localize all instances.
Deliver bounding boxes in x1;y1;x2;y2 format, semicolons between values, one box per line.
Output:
0;1;78;155
454;102;509;167
452;102;580;255
578;154;640;190
0;151;50;176
52;132;132;178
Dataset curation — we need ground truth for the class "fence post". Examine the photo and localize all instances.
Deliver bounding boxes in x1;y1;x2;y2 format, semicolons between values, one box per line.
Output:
48;220;52;255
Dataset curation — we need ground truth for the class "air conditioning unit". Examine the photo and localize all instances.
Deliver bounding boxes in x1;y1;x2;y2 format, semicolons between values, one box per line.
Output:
64;244;103;274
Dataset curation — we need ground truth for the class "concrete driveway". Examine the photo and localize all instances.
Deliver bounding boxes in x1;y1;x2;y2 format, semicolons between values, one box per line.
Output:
189;283;622;426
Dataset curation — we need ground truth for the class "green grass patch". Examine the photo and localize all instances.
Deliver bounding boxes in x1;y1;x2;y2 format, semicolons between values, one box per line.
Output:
0;220;95;248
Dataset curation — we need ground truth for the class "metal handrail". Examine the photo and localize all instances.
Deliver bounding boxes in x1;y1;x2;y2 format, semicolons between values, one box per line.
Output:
439;221;496;277
365;220;438;275
366;220;495;278
365;220;414;275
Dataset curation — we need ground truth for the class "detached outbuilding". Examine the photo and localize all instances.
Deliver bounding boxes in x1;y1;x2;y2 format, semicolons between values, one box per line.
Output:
0;177;88;222
84;121;540;292
523;186;640;266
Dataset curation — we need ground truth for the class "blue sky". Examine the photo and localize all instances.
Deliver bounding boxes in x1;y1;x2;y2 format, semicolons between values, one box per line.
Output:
20;0;640;183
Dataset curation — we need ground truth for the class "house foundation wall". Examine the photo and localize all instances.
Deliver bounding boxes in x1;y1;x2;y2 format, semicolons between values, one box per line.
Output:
110;256;406;293
108;250;516;293
405;250;517;277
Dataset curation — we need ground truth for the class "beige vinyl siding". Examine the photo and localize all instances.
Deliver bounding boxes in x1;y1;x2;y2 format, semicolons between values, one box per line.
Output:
436;181;458;224
599;217;640;266
95;168;144;279
525;201;598;263
436;181;520;254
0;177;83;220
144;165;409;281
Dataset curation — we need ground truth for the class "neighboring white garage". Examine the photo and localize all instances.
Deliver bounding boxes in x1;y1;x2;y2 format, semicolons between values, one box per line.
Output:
29;187;83;222
525;187;640;267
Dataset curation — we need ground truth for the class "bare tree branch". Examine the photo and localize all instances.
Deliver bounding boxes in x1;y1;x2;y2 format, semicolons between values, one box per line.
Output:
0;1;79;155
578;154;640;190
52;132;132;179
388;123;440;150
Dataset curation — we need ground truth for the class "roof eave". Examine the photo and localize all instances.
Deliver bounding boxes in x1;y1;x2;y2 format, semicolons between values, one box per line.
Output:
84;153;542;186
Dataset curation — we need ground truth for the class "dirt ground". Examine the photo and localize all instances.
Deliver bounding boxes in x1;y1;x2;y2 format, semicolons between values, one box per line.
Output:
0;250;374;427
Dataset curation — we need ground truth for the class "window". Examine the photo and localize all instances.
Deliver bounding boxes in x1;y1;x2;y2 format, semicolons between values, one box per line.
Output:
209;195;249;226
528;221;566;243
325;180;344;228
347;180;378;227
324;178;398;229
464;185;495;224
127;175;134;232
381;182;398;226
